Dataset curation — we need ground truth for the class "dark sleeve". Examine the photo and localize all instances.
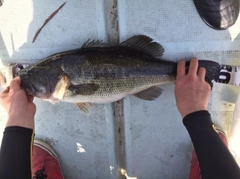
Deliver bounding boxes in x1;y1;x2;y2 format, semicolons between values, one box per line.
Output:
183;110;240;179
0;126;34;179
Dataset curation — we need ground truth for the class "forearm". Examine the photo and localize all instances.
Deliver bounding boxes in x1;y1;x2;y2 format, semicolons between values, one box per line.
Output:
6;115;34;129
183;110;240;179
0;126;34;179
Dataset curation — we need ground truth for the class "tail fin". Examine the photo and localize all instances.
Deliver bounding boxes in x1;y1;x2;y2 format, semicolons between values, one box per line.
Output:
199;60;220;87
186;60;220;87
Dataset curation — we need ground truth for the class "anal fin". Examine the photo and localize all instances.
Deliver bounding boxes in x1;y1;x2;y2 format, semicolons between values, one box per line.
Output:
134;86;163;101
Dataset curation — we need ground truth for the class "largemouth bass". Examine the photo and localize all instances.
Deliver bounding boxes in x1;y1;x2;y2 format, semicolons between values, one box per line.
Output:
18;35;220;113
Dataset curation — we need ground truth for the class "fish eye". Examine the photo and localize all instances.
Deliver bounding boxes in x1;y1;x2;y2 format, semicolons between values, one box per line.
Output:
27;70;34;76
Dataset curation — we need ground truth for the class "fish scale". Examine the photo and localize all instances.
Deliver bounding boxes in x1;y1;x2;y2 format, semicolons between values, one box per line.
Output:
18;35;220;113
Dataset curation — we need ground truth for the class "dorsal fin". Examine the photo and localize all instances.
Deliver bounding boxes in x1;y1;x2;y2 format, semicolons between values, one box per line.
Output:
120;35;164;58
82;39;109;48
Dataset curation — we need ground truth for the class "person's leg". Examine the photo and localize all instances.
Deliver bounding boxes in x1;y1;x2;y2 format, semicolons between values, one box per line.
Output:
32;139;64;179
188;128;227;179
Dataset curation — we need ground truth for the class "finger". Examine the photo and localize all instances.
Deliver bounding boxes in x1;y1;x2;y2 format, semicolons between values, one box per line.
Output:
188;58;199;76
198;67;206;80
2;86;10;93
0;87;10;99
9;77;21;91
176;60;186;79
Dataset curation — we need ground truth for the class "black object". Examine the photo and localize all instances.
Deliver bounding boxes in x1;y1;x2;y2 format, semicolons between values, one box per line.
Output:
0;0;3;6
193;0;239;30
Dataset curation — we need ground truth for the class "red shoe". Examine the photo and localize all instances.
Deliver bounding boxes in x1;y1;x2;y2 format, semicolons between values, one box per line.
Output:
32;139;64;179
188;127;228;179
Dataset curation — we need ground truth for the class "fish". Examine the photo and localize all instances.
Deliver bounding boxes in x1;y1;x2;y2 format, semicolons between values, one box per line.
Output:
17;35;220;113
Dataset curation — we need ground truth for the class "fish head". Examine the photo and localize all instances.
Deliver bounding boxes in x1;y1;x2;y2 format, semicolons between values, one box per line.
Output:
17;65;63;99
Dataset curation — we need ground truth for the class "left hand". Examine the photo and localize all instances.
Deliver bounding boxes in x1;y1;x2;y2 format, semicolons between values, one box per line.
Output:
0;77;36;129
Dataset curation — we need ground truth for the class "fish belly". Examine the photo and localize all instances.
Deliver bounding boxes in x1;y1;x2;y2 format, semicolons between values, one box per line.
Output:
61;76;175;103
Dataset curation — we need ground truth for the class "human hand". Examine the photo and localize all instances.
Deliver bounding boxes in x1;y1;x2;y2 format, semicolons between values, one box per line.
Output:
0;77;36;129
174;58;211;119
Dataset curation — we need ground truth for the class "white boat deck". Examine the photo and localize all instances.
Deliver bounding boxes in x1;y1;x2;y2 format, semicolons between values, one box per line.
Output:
0;0;240;178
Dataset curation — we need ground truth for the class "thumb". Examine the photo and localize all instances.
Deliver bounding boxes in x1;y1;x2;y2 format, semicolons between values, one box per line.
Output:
10;77;21;91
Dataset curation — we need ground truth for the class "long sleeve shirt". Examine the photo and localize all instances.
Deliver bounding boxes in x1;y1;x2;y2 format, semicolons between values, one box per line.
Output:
184;110;240;179
0;110;240;178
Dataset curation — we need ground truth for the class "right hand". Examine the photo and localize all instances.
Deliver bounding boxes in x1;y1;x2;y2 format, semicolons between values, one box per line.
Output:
0;77;36;129
174;58;211;118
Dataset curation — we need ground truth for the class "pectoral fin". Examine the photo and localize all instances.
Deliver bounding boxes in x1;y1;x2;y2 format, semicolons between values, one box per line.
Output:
53;73;70;100
69;83;100;96
76;103;93;114
134;86;163;101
